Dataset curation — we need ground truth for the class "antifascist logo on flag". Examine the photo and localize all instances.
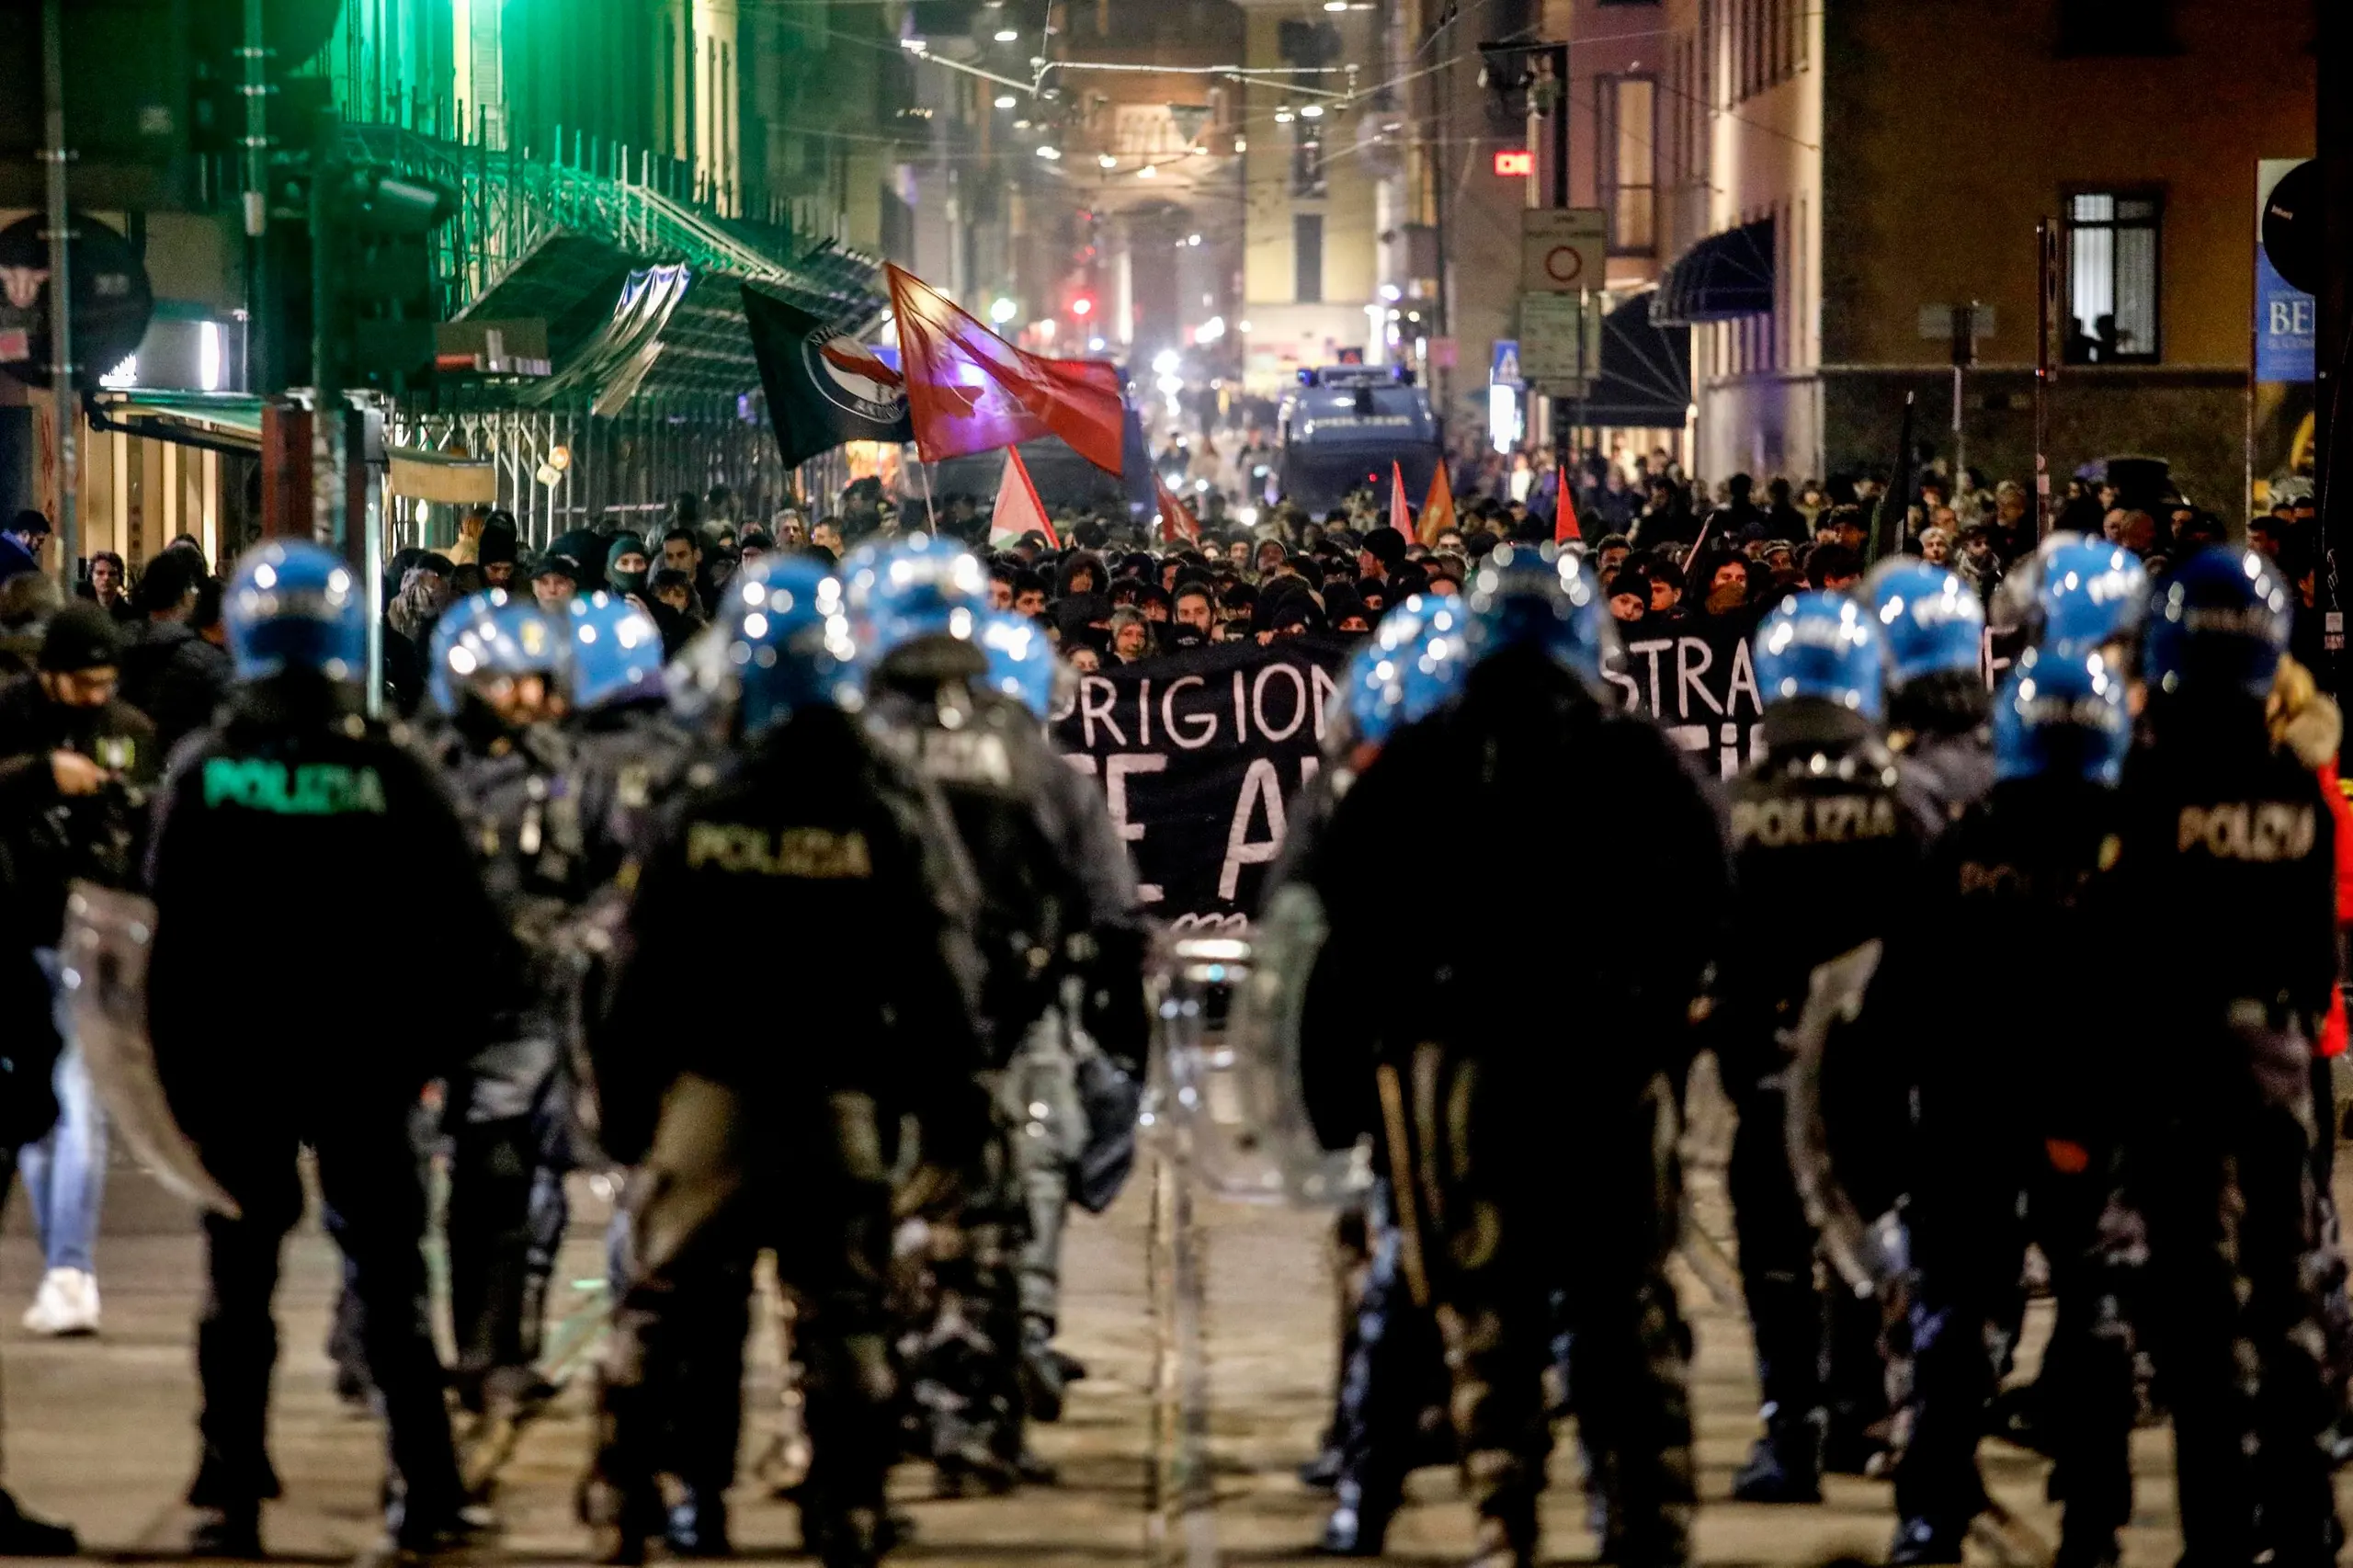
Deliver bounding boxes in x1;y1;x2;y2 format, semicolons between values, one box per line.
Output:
743;284;913;469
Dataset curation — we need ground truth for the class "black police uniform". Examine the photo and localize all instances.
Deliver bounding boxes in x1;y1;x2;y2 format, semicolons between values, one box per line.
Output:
427;715;595;1411
2113;706;2342;1567
1296;644;1727;1568
1864;773;2139;1563
145;675;504;1542
583;701;984;1566
1268;765;1452;1551
1715;698;1932;1494
863;666;1148;1485
1888;675;1995;828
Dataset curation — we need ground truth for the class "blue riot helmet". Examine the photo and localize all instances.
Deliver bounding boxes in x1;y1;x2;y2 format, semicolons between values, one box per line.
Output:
1753;591;1885;722
2142;546;2293;702
841;533;988;665
1459;540;1614;690
427;591;568;718
224;540;368;683
1994;643;2131;785
674;554;859;736
1336;595;1476;752
2035;537;2148;656
1865;559;1984;690
564;593;665;710
976;608;1070;721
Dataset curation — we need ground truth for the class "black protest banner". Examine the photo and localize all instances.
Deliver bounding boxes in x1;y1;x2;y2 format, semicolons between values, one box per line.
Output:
1600;614;1766;777
1052;637;1348;931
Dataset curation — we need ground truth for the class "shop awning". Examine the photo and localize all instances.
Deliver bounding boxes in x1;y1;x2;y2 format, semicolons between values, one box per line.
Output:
1651;216;1775;325
85;390;267;456
1577;290;1692;427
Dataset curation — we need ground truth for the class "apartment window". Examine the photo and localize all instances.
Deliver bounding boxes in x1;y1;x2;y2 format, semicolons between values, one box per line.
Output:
1294;213;1324;304
1600;76;1656;254
2065;191;2161;363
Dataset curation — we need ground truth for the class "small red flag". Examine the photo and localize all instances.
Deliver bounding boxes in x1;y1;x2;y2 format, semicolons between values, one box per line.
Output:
990;446;1060;551
1553;468;1583;544
1388;460;1414;540
887;264;1125;473
1420;461;1457;547
1153;473;1199;544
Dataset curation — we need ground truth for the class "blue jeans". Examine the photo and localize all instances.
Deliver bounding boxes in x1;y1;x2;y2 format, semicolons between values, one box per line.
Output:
19;949;107;1275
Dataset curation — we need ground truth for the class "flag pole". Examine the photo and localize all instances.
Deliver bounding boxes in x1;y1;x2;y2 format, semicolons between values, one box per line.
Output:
912;455;938;534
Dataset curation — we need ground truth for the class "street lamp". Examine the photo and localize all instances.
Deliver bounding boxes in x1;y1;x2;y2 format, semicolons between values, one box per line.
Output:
1300;103;1325;119
994;26;1019;40
1098;153;1118;169
995;94;1017;108
989;297;1019;324
1036;144;1062;160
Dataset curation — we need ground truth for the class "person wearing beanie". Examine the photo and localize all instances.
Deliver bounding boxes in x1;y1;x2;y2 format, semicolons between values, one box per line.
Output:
0;601;157;1344
605;534;654;601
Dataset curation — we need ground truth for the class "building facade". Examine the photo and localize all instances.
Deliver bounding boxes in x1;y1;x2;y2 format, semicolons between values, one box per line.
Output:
1642;0;2313;516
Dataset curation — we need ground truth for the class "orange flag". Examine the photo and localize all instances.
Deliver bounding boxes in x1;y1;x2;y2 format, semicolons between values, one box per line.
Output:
990;446;1060;550
1420;461;1457;547
1388;460;1414;539
1553;467;1582;544
1153;473;1199;544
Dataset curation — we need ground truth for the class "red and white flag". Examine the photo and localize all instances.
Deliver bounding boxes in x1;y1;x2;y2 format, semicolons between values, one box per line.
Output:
1153;473;1199;544
990;446;1059;550
1388;460;1414;539
888;264;1125;472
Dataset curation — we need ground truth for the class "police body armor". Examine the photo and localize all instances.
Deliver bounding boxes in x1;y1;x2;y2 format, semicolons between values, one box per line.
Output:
862;679;1108;1064
1719;703;1932;1063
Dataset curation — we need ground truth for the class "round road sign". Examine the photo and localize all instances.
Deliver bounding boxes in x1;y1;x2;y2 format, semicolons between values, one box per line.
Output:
1544;244;1586;285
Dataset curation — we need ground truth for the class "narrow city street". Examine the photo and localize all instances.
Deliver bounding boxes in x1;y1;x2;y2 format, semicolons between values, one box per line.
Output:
6;1123;2346;1566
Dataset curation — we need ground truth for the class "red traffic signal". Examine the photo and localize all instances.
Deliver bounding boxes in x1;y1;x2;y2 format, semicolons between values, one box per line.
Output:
1493;149;1533;176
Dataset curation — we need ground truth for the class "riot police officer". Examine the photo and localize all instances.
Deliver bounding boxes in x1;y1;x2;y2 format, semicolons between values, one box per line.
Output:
1848;642;2140;1566
1282;597;1467;1556
144;541;498;1558
1717;591;1931;1501
847;536;1148;1490
422;593;585;1436
1868;559;1994;824
1289;544;1725;1568
2115;547;2342;1568
583;555;986;1568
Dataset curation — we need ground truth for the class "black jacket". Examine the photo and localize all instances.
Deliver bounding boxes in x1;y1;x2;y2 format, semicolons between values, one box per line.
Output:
0;675;158;943
144;676;510;1137
119;619;233;756
864;675;1150;1069
592;705;985;1164
1713;699;1935;1086
1292;646;1730;1147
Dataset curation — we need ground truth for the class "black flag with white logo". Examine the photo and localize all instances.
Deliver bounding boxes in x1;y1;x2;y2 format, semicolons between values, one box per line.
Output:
742;284;914;468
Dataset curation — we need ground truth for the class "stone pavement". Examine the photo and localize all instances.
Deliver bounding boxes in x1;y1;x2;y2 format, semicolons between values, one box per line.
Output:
0;1143;2345;1564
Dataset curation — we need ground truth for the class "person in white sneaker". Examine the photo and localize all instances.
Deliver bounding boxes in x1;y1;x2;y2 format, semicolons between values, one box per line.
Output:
19;955;107;1337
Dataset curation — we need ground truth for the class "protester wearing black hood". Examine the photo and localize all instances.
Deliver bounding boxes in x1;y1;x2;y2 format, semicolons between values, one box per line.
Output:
120;551;233;752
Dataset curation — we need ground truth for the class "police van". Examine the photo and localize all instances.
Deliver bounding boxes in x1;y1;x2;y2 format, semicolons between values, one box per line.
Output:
1277;365;1443;515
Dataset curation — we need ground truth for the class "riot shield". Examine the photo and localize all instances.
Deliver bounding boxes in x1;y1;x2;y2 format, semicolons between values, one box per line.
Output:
1782;937;1888;1295
60;881;240;1218
1163;890;1367;1207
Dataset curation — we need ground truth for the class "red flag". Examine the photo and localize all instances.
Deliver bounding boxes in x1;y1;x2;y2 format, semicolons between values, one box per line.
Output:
1388;460;1414;539
1553;467;1583;544
1153;473;1199;544
887;265;1125;473
990;446;1060;551
1421;461;1457;547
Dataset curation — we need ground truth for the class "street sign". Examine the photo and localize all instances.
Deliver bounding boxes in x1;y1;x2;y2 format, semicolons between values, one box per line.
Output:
1491;338;1523;388
1520;208;1608;294
1494;149;1534;177
0;212;154;392
1518;291;1600;392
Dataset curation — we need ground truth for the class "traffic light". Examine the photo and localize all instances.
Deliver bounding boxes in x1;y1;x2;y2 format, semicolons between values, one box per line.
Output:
315;165;457;394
